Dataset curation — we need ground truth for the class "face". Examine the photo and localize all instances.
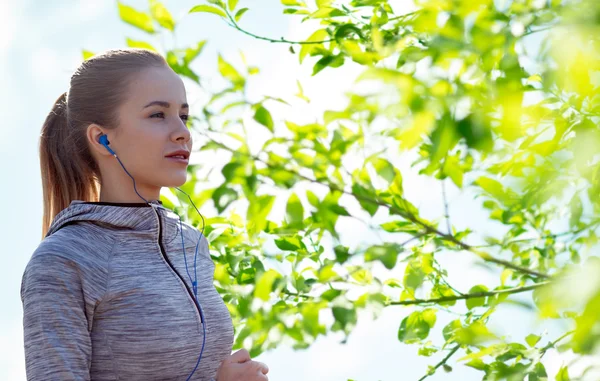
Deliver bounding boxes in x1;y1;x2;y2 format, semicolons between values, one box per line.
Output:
103;65;193;193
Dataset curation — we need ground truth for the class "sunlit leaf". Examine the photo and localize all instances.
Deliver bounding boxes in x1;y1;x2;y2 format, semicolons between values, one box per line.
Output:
189;4;227;17
117;1;155;33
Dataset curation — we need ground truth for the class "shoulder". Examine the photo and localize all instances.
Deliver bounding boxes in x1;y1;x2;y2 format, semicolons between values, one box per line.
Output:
28;224;117;272
22;225;116;300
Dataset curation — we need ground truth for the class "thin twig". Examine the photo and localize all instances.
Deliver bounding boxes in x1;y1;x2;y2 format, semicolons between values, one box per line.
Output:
417;345;460;381
221;8;335;45
389;282;549;306
539;330;575;359
441;179;452;235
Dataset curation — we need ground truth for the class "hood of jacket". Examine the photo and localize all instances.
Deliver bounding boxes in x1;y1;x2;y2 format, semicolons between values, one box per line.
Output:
46;200;201;248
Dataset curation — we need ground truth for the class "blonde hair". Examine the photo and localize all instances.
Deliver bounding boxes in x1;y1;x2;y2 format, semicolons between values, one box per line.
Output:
39;48;168;239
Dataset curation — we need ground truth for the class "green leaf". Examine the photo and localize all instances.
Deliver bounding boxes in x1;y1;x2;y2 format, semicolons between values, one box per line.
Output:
431;284;456;306
370;157;396;184
218;54;245;89
306;190;320;207
475;177;506;202
397;111;436;149
403;256;433;291
334;23;364;40
454;321;495;345
283;8;311;15
211;185;237;213
310;6;344;18
247;194;275;238
286;193;304;226
295;79;310;102
316;0;334;7
254;269;281;301
253;105;274;132
466;285;489;310
329;204;350;216
348;266;372;284
443;155;463;188
281;0;304;5
82;50;95;60
569;194;583;228
149;0;175;31
525;334;541;347
398;309;436;343
334;245;350;264
457;113;493;152
166;51;200;83
351;182;378;216
300;301;327;337
312;54;344;76
365;244;402;269
531;362;548;379
117;1;155;34
125;38;157;51
228;0;239;11
299;29;329;63
443;319;463;341
274;236;302;251
221;162;243;181
189;4;227;17
556;366;570;381
234;7;249;22
332;306;357;331
379;220;420;234
321;289;342;301
183;40;207;65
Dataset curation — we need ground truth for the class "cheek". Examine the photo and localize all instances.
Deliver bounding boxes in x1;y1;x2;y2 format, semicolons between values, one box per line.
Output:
124;131;164;170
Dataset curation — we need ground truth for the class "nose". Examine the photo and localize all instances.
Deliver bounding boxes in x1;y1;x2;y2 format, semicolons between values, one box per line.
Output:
172;117;191;143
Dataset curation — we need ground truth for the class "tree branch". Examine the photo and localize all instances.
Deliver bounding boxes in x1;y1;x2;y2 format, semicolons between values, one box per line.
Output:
539;330;575;359
221;8;335;45
198;132;550;279
418;345;460;381
389;282;549;306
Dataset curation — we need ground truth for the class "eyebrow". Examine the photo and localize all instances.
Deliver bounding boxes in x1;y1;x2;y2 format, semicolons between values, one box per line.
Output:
142;101;189;110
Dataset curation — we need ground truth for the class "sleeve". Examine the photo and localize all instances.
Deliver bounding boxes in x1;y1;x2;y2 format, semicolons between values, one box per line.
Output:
20;251;92;381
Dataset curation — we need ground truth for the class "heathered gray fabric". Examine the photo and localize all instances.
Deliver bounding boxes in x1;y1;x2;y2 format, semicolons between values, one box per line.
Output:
21;200;234;380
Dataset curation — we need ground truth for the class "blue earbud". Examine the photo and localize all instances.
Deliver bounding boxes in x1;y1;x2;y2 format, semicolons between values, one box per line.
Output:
99;134;116;156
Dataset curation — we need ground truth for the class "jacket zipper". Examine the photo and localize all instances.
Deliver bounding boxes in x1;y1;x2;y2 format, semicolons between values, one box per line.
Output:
151;205;204;324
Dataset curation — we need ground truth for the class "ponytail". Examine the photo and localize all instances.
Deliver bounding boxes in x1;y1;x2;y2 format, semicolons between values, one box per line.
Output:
39;92;99;239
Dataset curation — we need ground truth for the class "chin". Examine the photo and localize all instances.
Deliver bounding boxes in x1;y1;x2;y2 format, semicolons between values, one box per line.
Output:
159;173;189;188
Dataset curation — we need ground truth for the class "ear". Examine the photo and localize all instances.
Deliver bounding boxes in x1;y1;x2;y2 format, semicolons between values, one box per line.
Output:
87;123;112;157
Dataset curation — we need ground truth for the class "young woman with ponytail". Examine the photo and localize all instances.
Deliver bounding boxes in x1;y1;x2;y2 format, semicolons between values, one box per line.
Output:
21;48;269;381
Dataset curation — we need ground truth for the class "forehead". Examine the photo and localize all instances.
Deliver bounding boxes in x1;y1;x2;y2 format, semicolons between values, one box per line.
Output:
125;66;187;106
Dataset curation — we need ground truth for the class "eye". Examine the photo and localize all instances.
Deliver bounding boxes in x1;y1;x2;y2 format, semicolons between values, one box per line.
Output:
150;112;189;122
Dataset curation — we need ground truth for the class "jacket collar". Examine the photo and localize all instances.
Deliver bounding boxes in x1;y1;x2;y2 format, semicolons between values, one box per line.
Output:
45;200;198;248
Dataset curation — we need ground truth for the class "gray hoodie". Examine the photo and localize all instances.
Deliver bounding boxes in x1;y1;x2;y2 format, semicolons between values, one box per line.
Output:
20;200;234;380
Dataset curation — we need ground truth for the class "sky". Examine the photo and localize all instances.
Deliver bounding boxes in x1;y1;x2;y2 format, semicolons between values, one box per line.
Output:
0;0;593;380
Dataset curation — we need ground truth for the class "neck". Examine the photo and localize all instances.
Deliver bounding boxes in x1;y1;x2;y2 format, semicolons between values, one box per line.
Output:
99;187;161;204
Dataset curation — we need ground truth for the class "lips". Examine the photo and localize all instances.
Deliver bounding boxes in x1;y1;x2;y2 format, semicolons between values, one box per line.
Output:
165;150;190;160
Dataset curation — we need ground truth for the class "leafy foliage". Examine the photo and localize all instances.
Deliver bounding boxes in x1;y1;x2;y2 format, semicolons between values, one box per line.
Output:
94;0;600;379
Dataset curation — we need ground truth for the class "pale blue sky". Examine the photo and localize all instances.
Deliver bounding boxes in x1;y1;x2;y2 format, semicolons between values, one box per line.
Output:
0;1;583;380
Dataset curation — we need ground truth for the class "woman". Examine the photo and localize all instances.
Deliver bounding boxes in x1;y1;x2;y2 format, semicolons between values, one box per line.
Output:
20;48;269;381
